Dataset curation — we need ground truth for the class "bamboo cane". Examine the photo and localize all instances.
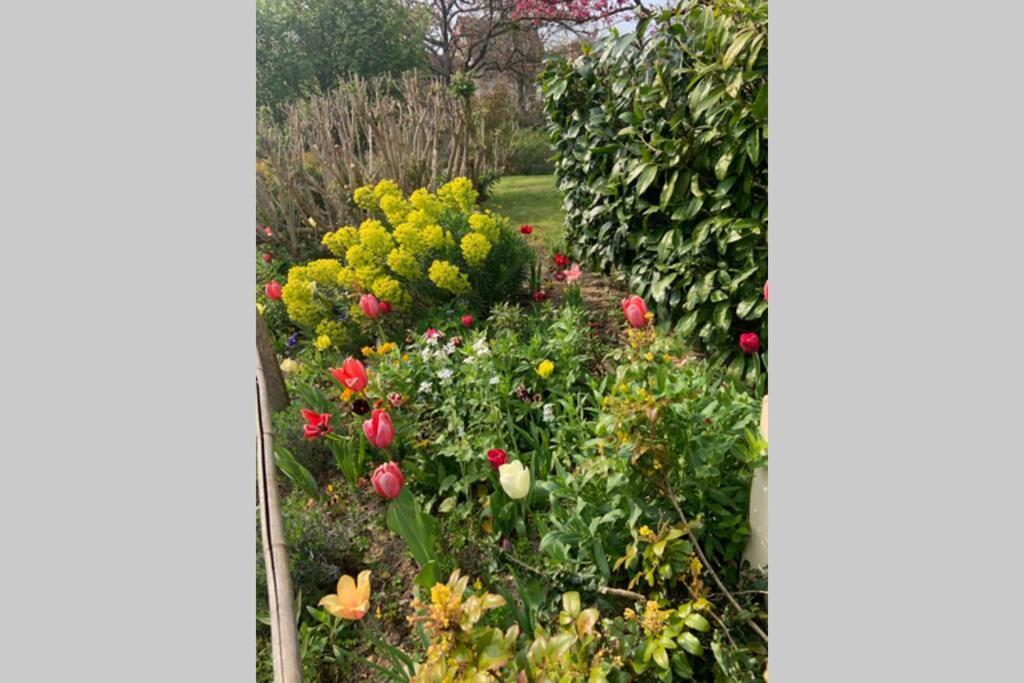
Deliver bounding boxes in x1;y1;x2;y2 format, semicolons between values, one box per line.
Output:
257;350;303;683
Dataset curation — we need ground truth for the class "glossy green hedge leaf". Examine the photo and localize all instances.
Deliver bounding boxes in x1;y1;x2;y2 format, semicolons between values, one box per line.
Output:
636;165;658;195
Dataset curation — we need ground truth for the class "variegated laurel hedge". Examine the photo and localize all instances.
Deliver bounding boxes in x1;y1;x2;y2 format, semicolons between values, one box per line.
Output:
541;0;767;381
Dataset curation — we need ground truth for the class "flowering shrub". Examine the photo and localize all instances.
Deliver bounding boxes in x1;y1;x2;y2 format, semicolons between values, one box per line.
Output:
278;177;531;354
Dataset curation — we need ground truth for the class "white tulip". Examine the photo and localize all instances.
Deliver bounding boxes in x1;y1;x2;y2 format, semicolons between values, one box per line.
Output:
498;460;531;500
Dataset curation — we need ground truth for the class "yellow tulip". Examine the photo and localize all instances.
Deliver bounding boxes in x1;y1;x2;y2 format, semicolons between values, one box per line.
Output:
319;570;371;620
536;359;554;379
498;460;531;500
280;358;299;374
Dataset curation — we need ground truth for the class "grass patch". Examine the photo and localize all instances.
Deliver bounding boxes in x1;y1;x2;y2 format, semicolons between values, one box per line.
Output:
484;175;565;251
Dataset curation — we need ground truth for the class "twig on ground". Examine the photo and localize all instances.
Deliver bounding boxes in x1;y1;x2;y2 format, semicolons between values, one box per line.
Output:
663;481;769;643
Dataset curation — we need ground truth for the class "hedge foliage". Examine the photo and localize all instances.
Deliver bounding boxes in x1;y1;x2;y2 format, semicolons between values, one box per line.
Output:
541;0;767;378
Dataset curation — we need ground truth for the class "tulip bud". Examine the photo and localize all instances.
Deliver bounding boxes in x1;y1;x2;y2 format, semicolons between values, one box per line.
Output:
359;294;381;319
498;460;531;500
362;409;394;449
620;295;648;328
461;315;473;327
371;462;404;499
265;280;283;301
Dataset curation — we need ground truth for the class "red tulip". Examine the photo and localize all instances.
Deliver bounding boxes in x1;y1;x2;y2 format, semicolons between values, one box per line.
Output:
763;280;769;302
363;409;394;449
262;252;272;263
621;295;648;328
553;253;570;269
520;225;534;235
265;280;283;301
487;448;508;471
532;290;549;302
371;462;404;499
360;294;381;319
739;332;760;354
554;270;567;282
330;357;368;392
263;226;273;237
300;409;332;440
461;315;473;327
379;300;392;315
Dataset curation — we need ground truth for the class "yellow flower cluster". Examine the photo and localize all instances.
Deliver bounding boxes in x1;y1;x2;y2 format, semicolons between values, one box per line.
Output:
386;246;420;279
436;176;478;213
315;320;349;350
460;232;492;267
283;176;510;342
468;212;499;243
281;264;330;327
370;274;410;309
428;259;470;295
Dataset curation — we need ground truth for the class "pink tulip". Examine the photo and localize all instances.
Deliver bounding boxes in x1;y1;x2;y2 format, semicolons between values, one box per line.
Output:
461;315;473;327
330;358;368;392
371;462;404;499
360;294;381;319
265;280;282;301
763;280;768;303
363;409;394;449
621;295;649;328
564;263;582;283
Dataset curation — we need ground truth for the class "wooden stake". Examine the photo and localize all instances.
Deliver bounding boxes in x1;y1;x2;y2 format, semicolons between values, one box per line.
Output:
257;349;302;683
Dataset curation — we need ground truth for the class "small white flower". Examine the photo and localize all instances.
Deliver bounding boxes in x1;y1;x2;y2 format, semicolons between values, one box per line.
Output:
425;335;439;347
418;381;433;394
542;403;555;423
437;368;453;381
489;376;501;385
442;341;456;356
472;338;490;356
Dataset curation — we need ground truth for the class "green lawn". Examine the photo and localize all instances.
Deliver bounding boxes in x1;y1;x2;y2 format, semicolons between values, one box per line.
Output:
484;175;565;251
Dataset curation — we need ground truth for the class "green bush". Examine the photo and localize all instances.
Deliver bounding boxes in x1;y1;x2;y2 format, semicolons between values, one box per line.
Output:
506;129;554;175
541;0;767;378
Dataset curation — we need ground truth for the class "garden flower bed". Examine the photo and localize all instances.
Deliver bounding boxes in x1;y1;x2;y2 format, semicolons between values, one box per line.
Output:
257;177;768;681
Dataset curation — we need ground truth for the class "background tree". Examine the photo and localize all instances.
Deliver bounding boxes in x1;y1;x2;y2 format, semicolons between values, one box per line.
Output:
412;0;639;82
257;0;428;112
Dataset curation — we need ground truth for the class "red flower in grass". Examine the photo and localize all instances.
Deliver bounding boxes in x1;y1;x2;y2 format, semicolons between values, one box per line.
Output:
487;449;508;471
265;280;283;300
553;253;570;269
461;315;474;328
739;332;760;354
520;225;534;235
301;409;332;440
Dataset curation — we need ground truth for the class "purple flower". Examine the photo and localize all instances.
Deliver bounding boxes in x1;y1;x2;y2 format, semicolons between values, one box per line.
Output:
286;333;299;347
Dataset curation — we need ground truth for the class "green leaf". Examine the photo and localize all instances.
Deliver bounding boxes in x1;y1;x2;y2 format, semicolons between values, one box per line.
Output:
386;488;438;572
652;272;677;303
636;165;658;195
714;152;734;181
274;446;318;500
679;632;703;656
683;613;710;632
723;30;754;69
